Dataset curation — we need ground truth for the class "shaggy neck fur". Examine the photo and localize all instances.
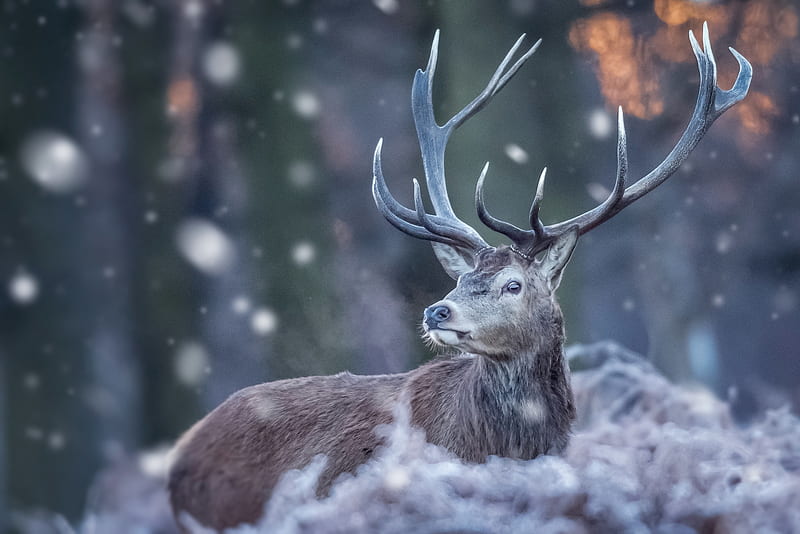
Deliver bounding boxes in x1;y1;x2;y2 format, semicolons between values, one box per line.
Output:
406;335;575;462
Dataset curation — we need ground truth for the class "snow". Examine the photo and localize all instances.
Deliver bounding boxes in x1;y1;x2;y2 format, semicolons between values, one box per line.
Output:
183;1;204;21
175;218;235;275
586;182;611;203
143;210;158;224
286;34;304;51
291;241;316;266
47;432;66;451
715;231;734;254
291;90;321;120
202;42;241;86
231;296;252;315
504;143;529;164
233;342;800;534
372;0;400;15
287;160;316;189
20;131;88;193
588;108;613;139
250;307;278;336
173;341;211;387
26;343;800;533
8;271;39;305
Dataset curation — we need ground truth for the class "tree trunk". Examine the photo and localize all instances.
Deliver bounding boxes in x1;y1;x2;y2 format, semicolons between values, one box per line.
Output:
166;1;270;409
75;0;142;463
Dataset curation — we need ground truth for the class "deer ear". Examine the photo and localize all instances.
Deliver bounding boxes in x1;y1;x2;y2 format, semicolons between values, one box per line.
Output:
431;242;476;280
539;227;579;292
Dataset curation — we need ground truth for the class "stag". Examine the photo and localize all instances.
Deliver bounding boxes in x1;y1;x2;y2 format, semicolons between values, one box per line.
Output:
168;24;751;531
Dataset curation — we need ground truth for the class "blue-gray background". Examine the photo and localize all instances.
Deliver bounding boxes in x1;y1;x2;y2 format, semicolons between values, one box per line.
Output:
0;0;797;526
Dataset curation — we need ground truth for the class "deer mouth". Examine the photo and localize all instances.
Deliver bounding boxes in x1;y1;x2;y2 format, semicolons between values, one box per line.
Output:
426;327;471;346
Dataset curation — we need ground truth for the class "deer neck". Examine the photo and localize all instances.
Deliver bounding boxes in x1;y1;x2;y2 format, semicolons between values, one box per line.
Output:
454;337;574;459
470;337;567;409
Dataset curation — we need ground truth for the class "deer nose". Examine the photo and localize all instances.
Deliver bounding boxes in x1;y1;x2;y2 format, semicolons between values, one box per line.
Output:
424;304;451;328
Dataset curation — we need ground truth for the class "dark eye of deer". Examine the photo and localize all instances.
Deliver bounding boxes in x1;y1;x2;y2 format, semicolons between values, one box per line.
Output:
504;280;522;294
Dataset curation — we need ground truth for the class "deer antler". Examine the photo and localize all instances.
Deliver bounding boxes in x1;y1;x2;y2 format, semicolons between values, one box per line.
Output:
372;30;541;254
374;23;752;260
478;22;752;258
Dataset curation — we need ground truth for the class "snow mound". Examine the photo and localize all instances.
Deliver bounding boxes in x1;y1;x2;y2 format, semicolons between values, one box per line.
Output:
34;342;798;534
228;342;800;534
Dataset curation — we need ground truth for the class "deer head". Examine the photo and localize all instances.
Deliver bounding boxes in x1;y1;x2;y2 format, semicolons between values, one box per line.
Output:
373;24;751;359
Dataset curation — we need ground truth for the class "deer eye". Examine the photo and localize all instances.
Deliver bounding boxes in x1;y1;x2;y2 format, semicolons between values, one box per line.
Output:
504;280;522;294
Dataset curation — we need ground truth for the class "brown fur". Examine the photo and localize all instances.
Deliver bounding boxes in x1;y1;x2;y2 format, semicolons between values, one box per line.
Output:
168;245;576;531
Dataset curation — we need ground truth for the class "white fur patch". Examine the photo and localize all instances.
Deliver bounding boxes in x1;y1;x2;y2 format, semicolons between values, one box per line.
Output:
429;330;461;346
250;394;277;421
518;398;548;422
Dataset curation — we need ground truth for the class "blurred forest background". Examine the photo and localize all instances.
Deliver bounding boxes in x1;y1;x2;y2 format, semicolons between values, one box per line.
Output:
0;0;797;528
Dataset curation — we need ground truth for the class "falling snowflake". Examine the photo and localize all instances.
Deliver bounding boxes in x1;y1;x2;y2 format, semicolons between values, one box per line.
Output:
286;33;304;50
48;432;66;451
23;373;41;390
8;272;39;305
504;143;529;164
20;131;88;193
373;0;399;14
291;241;316;266
176;219;235;275
715;232;733;254
291;90;321;119
586;182;611;203
173;341;210;387
183;0;204;20
231;296;251;315
251;307;278;336
773;287;796;314
288;160;316;188
202;41;241;86
588;109;612;139
25;427;44;441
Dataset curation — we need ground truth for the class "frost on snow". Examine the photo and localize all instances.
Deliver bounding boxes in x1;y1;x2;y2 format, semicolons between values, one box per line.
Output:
41;343;800;534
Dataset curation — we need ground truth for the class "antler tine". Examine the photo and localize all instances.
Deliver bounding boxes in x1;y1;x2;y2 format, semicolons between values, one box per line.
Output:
372;179;459;247
537;22;751;244
373;139;489;250
413;179;489;250
446;35;542;132
372;140;468;248
475;162;530;243
372;139;418;225
528;167;548;239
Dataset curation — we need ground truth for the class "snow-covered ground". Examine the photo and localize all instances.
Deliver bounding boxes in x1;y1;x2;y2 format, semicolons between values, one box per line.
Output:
20;342;800;533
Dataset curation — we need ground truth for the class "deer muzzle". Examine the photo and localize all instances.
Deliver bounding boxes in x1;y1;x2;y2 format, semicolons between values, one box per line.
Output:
424;303;452;329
